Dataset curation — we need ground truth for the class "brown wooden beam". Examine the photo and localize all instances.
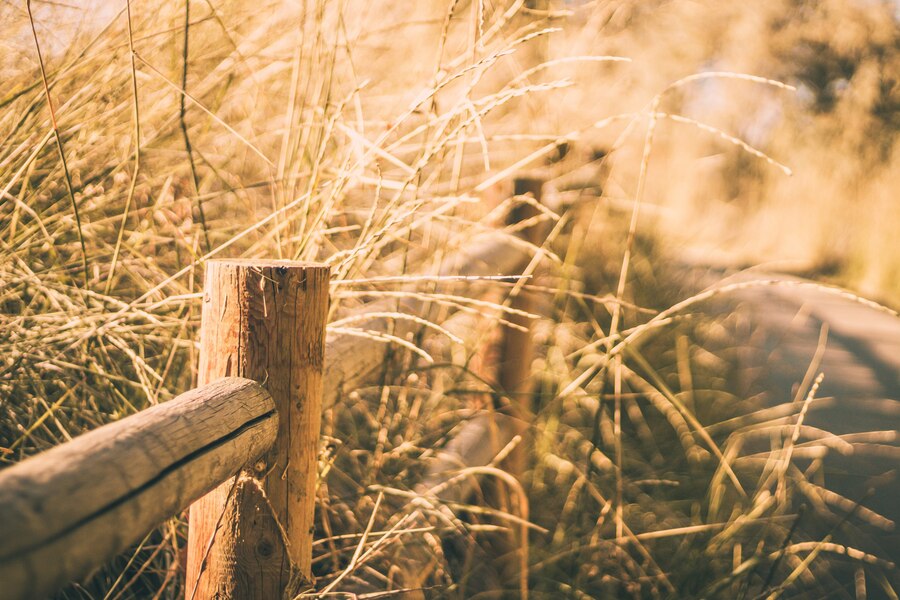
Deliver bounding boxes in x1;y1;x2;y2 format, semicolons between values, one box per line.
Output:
0;377;277;600
185;259;330;599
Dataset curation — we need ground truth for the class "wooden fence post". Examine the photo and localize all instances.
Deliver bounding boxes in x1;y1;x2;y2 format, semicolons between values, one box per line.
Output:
185;260;330;599
486;176;545;598
498;176;545;467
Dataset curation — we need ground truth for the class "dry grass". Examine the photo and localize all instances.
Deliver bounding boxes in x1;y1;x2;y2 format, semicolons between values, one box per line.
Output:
1;0;897;598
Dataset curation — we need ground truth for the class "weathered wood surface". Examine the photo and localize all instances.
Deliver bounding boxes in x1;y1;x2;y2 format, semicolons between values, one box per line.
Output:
186;260;329;599
0;377;276;600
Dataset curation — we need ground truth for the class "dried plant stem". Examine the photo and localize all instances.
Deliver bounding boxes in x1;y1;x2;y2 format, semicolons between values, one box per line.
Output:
105;0;142;294
179;0;211;253
26;0;89;288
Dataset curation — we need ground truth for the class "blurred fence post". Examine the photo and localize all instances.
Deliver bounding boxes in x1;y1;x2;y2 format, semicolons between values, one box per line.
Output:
185;260;330;599
498;176;545;473
491;176;546;597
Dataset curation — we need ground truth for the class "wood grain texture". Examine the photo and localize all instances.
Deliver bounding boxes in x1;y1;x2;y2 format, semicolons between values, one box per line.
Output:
0;377;276;600
186;260;329;600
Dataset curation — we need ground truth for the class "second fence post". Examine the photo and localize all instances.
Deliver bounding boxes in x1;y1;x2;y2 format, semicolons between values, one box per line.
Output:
492;176;546;598
498;176;545;475
499;176;545;397
186;260;330;599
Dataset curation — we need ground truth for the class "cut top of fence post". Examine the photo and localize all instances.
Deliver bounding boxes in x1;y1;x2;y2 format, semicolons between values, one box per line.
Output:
186;259;330;599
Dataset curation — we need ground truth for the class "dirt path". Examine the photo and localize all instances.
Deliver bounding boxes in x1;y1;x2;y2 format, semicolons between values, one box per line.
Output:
730;275;900;403
685;266;900;573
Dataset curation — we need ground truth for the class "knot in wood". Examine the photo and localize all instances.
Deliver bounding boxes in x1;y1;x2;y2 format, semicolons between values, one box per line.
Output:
256;538;276;558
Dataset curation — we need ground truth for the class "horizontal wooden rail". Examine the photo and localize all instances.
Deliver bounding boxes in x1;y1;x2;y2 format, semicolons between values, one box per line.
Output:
0;377;276;600
338;177;549;596
0;197;544;599
322;225;536;409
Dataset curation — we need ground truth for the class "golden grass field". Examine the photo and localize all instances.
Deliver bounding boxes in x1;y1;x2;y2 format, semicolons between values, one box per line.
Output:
2;0;899;597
